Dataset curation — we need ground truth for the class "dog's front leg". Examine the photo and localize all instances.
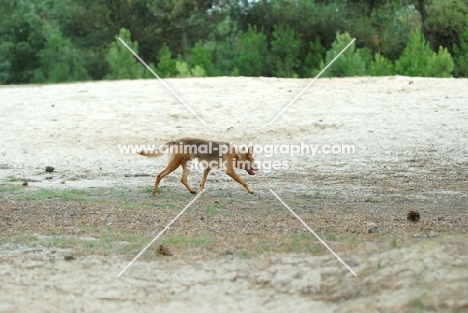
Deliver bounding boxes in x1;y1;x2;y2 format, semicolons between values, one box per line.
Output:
225;169;255;194
200;168;211;191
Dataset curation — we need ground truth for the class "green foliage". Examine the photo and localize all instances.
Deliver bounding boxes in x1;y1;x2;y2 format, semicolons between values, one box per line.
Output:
359;47;373;70
156;43;176;78
395;29;453;77
190;65;206;77
320;32;366;77
175;61;191;78
304;36;326;77
0;0;45;83
1;0;468;82
368;53;394;76
425;0;468;54
271;25;301;78
395;29;433;77
453;27;468;77
271;25;301;77
32;26;90;83
105;28;144;80
234;25;270;77
189;41;216;76
214;40;235;76
426;46;454;78
0;60;11;84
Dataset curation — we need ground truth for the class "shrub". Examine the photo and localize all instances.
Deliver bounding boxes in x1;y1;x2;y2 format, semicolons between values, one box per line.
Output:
368;53;394;76
105;28;144;80
320;32;366;77
32;26;89;83
189;41;216;76
175;61;191;78
395;29;453;77
453;27;468;77
0;60;11;84
156;43;176;78
234;25;270;77
426;46;454;77
304;36;326;77
395;29;433;76
271;25;301;77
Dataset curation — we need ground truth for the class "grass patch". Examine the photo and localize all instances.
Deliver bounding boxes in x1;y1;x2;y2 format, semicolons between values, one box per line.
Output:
19;230;213;256
122;201;156;209
407;298;425;312
160;234;212;246
204;204;217;214
0;184;23;195
365;196;386;203
6;176;41;183
17;188;91;201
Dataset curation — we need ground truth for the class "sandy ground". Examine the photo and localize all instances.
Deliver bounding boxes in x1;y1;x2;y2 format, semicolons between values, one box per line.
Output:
1;76;468;312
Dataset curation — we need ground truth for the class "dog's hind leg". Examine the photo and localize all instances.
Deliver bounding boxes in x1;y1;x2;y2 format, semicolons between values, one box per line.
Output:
181;160;196;194
199;168;211;191
153;157;181;195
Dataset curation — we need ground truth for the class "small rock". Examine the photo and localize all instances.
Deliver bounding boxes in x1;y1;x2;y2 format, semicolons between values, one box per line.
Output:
428;232;439;238
22;180;28;187
368;226;383;234
64;255;75;261
45;166;55;173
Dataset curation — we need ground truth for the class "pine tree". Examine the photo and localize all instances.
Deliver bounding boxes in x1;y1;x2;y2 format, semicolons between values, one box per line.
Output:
234;25;270;77
368;53;394;76
396;29;453;77
453;27;468;77
32;26;89;83
320;32;365;77
189;41;216;76
271;25;300;78
156;43;176;78
105;28;144;80
395;29;433;77
304;36;326;77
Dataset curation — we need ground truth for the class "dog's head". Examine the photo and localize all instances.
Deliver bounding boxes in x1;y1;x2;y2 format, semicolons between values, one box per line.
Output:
236;146;258;175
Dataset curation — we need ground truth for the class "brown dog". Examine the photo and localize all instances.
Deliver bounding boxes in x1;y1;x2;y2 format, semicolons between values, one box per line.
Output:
139;138;258;195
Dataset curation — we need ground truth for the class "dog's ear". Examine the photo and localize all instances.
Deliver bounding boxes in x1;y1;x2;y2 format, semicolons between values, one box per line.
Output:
248;145;253;156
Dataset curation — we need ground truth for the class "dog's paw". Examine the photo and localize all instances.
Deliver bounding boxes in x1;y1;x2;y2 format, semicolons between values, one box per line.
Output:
190;190;197;194
248;189;255;194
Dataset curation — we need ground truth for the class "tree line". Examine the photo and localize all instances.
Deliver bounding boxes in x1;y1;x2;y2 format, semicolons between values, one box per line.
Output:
1;0;467;84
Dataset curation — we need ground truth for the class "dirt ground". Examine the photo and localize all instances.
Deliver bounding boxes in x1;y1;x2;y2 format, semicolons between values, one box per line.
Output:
1;76;468;312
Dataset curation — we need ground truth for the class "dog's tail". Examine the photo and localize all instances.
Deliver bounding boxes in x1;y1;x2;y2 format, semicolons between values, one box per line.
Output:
138;150;164;158
137;141;177;158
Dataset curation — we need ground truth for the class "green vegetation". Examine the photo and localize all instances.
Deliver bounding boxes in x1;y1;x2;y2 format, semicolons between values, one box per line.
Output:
0;0;467;84
204;204;218;215
365;196;386;203
395;29;454;77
